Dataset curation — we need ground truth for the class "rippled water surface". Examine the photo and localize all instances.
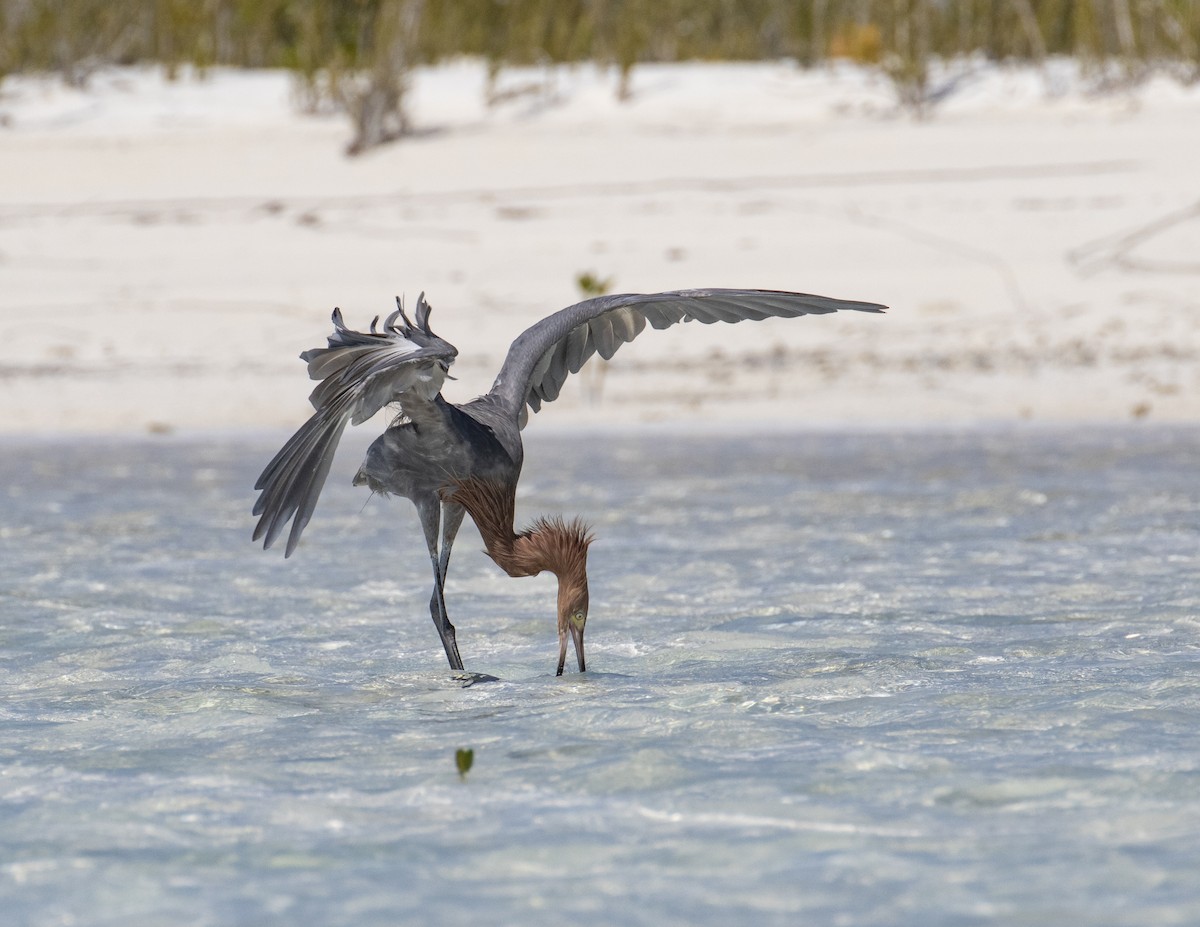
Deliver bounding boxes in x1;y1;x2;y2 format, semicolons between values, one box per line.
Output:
2;427;1198;926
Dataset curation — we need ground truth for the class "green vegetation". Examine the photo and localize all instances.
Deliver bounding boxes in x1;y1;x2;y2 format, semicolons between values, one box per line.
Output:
5;0;1197;77
3;1;1197;147
576;271;614;298
455;747;474;780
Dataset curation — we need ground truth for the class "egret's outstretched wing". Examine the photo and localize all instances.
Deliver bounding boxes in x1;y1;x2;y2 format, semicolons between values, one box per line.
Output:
253;294;457;557
487;288;886;426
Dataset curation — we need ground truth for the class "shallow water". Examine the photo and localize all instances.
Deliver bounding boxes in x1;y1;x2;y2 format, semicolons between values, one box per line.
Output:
2;426;1198;926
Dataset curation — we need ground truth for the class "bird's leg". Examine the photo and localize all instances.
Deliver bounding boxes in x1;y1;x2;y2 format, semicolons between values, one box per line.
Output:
435;502;466;668
436;501;469;672
437;501;466;597
417;497;464;671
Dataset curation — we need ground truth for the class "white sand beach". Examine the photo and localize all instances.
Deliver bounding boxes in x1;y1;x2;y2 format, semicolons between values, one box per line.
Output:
1;59;1197;434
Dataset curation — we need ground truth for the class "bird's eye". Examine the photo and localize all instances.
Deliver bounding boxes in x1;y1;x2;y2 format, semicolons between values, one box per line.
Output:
571;611;586;628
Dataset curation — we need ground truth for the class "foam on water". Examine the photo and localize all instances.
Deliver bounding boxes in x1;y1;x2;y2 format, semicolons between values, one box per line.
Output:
2;427;1198;926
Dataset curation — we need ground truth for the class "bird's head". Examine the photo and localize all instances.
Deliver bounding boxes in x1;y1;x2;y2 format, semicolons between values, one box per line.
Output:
446;482;596;676
556;573;590;676
519;515;594;676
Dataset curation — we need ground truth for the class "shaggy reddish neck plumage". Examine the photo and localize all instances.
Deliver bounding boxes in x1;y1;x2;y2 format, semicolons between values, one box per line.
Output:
444;478;592;589
445;476;593;676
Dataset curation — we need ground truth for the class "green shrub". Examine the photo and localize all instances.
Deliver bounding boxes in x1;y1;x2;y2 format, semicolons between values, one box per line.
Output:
3;1;1196;146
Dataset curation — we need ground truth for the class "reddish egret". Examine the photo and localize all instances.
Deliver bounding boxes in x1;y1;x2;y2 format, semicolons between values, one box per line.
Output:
252;289;884;674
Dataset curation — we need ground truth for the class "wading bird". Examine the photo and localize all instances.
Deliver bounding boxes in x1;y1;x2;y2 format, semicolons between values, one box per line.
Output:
252;289;884;675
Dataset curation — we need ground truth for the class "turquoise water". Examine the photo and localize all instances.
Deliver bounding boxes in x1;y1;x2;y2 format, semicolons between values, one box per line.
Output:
2;427;1198;926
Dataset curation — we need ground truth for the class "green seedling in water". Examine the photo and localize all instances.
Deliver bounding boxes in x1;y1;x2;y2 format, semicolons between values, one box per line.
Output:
456;748;474;780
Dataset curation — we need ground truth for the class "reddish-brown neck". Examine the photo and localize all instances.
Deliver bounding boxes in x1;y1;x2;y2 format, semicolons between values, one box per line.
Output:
443;478;593;582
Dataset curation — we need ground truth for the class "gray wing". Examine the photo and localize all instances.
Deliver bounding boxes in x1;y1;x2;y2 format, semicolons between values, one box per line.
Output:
252;294;457;557
487;288;886;426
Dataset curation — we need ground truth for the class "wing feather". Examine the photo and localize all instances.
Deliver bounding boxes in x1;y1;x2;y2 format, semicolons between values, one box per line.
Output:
253;298;457;557
588;313;617;360
644;303;687;330
544;341;570;403
609;305;647;345
487;288;885;426
564;323;593;374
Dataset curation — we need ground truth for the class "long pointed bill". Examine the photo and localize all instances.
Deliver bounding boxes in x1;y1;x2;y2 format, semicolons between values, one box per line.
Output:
571;622;586;673
555;624;586;676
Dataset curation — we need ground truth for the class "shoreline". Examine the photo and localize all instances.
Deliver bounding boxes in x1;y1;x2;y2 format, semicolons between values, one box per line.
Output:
2;60;1198;435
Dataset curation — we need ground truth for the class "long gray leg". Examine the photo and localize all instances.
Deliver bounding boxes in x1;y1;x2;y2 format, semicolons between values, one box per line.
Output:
416;495;464;671
432;501;467;668
437;501;466;593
